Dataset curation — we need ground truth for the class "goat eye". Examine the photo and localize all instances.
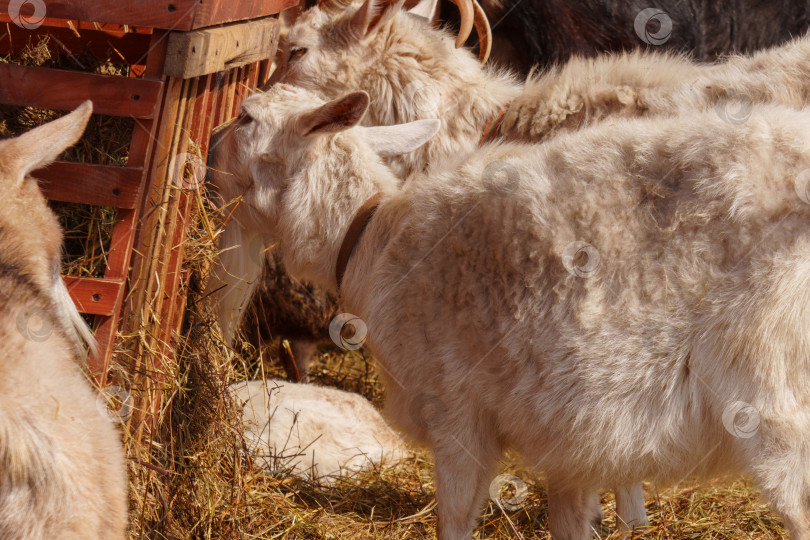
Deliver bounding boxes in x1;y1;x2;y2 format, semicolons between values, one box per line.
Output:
289;46;307;61
236;111;253;125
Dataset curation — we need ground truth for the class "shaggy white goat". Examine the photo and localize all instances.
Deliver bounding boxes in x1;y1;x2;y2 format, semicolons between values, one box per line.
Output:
210;84;810;539
231;379;410;481
283;0;810;147
0;101;128;539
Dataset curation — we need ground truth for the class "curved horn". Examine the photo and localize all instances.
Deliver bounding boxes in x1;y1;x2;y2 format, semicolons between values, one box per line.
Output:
471;0;491;63
446;0;474;48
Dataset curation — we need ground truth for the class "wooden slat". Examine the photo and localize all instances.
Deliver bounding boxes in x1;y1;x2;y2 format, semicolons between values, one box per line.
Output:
164;17;279;78
0;19;153;65
190;0;297;31
88;31;170;382
0;64;161;118
35;162;142;208
63;276;125;316
0;0;296;31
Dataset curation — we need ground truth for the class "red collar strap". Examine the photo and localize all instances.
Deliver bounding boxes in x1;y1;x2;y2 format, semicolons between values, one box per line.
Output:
336;192;383;289
480;101;510;146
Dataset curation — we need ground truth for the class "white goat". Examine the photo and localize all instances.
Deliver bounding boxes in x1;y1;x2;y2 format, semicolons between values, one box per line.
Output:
275;0;653;526
284;0;810;147
210;83;810;539
232;379;410;481
0;102;128;539
504;31;810;142
276;9;810;527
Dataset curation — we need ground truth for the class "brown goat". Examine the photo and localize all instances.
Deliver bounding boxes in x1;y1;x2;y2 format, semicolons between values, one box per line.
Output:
0;102;128;539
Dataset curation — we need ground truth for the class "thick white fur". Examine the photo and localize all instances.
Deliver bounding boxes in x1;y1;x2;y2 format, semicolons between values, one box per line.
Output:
281;0;653;526
231;379;410;481
286;1;810;147
280;9;810;528
0;102;127;539
505;33;810;142
211;85;810;539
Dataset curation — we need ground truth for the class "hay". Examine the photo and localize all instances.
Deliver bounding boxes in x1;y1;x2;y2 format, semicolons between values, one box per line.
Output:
1;36;791;540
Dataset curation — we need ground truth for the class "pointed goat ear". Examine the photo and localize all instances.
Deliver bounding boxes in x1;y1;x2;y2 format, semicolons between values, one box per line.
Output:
350;0;406;39
0;100;92;187
297;92;370;136
356;118;440;157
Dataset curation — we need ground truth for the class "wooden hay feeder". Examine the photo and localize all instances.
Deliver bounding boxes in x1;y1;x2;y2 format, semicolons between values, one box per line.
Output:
0;0;293;401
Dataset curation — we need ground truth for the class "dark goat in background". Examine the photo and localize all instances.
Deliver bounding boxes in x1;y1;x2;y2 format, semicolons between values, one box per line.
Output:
461;0;810;73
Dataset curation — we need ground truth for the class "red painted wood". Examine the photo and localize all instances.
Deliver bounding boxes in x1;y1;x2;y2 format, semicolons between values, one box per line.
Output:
63;276;124;316
0;0;296;30
87;32;169;381
36;162;142;209
0;23;152;65
0;64;161;118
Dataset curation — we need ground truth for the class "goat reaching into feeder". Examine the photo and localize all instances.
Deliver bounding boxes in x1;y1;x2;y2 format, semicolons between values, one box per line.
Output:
0;101;128;540
211;83;810;540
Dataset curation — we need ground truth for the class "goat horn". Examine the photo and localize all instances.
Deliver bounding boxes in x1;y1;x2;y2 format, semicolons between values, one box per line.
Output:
446;0;474;48
471;0;491;63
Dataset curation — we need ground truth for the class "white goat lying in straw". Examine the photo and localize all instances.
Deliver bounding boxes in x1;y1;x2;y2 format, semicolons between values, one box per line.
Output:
210;83;810;539
0;101;128;539
231;379;409;481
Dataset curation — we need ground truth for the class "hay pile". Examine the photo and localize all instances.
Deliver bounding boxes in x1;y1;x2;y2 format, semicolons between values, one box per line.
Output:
1;35;790;540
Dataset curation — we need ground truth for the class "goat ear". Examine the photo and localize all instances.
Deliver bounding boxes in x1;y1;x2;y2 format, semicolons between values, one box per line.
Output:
356;118;440;157
350;0;406;39
407;0;439;22
279;4;302;29
297;92;370;136
0;100;92;187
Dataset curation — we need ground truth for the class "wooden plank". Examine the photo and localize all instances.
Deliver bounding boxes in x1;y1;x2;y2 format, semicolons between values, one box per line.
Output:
0;16;153;35
63;276;125;316
0;64;162;118
35;162;142;209
164;17;279;79
190;0;298;29
0;0;296;31
88;31;169;383
0;20;152;65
